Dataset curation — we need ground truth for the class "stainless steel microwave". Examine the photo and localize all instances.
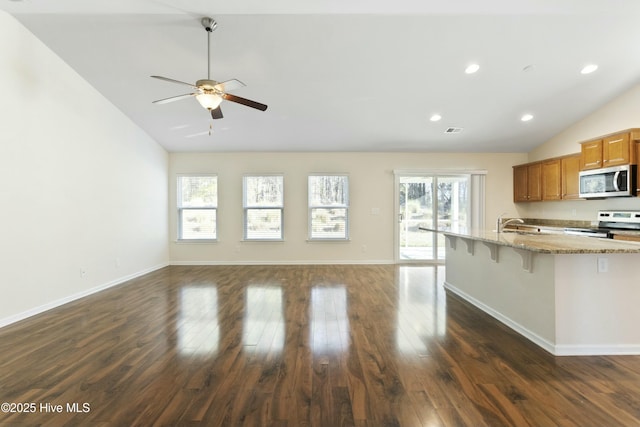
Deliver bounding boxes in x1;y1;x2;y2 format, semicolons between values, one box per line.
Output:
579;164;636;198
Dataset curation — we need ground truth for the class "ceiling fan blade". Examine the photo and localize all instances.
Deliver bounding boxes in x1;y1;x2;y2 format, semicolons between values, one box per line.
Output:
210;106;223;119
223;93;268;111
184;131;211;139
152;93;197;104
150;75;198;89
215;79;246;92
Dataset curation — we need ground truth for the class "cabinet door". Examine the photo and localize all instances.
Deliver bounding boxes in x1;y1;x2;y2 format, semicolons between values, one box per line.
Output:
581;139;603;170
603;133;630;167
637;142;640;195
561;155;581;200
527;163;542;201
613;234;640;242
542;160;562;200
513;165;529;202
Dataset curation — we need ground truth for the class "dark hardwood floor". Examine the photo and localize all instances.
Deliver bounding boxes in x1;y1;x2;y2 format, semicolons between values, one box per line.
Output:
1;265;640;426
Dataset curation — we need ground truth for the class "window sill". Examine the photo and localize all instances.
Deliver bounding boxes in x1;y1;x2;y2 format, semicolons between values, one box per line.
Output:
241;239;285;243
175;239;218;244
306;239;351;243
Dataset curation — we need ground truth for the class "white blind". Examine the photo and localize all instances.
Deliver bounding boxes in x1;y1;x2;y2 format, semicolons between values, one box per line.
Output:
308;175;349;240
244;175;284;240
178;175;217;240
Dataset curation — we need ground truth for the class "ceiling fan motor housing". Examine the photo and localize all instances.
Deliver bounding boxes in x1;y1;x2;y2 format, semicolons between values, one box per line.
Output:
196;80;223;98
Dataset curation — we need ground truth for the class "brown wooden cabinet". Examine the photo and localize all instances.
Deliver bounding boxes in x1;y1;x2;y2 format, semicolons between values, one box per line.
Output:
612;234;640;243
603;133;631;167
580;129;640;170
637;141;640;195
561;154;581;200
541;159;562;200
513;162;541;202
513;164;529;202
514;153;581;203
580;139;603;170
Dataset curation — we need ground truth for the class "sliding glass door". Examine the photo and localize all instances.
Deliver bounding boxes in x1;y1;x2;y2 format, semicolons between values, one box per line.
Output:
396;173;471;262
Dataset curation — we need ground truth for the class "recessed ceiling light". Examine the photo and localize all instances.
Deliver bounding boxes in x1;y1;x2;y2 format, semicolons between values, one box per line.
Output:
581;64;598;74
465;64;480;74
430;114;442;122
521;114;534;122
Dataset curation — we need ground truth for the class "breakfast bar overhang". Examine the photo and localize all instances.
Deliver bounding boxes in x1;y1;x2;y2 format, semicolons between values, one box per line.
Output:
438;230;640;356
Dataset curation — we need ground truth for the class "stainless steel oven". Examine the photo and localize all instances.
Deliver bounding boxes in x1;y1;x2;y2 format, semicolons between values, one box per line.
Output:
579;164;635;198
564;210;640;238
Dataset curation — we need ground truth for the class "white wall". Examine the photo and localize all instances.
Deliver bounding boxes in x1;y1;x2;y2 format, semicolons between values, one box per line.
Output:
0;11;169;326
518;84;640;221
169;152;525;264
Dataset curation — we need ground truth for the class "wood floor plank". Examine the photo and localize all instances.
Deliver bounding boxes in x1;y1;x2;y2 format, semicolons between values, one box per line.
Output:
1;264;640;426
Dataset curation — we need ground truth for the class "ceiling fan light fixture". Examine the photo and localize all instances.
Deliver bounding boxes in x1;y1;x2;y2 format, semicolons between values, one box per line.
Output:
196;93;223;110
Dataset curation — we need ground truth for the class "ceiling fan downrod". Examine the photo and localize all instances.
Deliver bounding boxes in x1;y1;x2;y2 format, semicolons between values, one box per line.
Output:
201;17;217;80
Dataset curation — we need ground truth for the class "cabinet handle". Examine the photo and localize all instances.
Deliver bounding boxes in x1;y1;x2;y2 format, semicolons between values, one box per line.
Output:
608;138;623;144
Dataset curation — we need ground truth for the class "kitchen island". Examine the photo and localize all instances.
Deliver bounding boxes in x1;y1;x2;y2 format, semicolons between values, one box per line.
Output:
438;229;640;356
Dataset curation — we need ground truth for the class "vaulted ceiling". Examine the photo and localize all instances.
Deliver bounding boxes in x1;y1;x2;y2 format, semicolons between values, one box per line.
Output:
4;0;640;152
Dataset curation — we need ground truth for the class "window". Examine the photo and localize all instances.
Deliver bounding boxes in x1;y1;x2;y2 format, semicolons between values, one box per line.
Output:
243;175;284;240
177;175;217;240
308;175;349;240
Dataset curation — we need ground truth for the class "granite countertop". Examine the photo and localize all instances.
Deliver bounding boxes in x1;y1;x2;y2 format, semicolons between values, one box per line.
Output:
425;228;640;254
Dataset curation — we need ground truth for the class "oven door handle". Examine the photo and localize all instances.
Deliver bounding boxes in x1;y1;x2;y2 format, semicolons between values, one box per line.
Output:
613;171;621;191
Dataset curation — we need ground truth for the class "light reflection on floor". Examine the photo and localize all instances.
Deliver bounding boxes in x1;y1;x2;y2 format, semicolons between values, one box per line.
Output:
243;285;285;354
396;266;447;356
310;286;349;355
174;266;447;360
177;285;219;356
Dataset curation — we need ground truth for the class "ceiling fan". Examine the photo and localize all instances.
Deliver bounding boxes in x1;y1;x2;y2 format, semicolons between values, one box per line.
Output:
151;17;267;120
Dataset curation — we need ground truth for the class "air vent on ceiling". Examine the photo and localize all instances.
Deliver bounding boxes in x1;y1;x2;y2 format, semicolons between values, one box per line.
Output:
444;127;463;134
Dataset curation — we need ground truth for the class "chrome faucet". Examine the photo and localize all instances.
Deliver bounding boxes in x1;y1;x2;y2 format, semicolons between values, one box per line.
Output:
496;213;524;233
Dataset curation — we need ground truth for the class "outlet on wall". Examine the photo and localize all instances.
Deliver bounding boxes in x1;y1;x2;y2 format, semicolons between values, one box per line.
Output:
597;257;608;273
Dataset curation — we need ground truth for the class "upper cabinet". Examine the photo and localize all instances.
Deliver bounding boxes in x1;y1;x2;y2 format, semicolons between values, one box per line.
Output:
580;139;603;170
602;133;631;166
514;163;542;202
580;129;640;170
561;154;581;200
541;159;562;201
514;153;581;203
637;142;640;195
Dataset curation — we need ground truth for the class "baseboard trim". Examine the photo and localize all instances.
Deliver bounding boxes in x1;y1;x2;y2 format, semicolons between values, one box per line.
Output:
553;344;640;356
170;259;396;266
444;281;557;355
0;263;169;329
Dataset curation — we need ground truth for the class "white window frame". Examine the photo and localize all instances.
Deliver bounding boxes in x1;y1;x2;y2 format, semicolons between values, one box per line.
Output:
177;174;218;242
308;174;350;241
243;174;285;241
